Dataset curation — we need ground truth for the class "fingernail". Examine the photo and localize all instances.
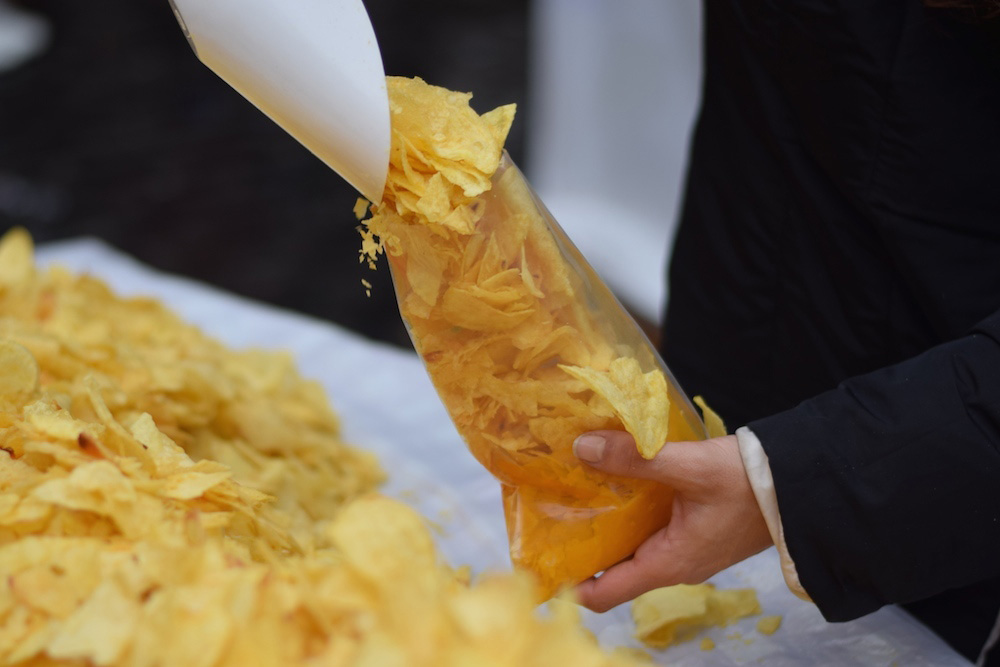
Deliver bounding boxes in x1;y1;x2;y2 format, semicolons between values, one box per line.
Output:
573;434;606;463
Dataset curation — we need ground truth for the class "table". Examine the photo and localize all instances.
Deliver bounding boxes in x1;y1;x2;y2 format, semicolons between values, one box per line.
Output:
35;238;971;666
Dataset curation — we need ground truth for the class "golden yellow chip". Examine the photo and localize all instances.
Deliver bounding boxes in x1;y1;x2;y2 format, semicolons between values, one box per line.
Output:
559;358;671;459
694;395;728;439
353;197;370;220
0;340;39;397
0;226;33;286
360;77;517;267
327;494;437;583
632;583;709;648
632;584;762;649
386;76;514;184
46;579;139;664
441;284;535;332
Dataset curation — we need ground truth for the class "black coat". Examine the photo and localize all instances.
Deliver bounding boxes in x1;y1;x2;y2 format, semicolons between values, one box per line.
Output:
661;1;1000;663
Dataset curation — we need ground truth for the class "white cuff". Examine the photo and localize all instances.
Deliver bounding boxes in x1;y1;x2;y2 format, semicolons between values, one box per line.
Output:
736;425;812;602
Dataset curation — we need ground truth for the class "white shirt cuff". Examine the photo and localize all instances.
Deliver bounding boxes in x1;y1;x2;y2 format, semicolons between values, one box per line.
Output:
736;425;812;602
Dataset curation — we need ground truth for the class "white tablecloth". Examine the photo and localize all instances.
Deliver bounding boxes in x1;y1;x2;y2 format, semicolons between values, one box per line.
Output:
34;238;971;666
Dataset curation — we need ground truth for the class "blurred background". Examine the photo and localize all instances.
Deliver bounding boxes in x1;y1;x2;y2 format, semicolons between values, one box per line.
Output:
0;0;700;349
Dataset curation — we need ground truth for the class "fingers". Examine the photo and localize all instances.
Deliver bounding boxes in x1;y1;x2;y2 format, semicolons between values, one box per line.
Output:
571;431;768;613
573;430;714;492
574;563;650;613
574;530;681;613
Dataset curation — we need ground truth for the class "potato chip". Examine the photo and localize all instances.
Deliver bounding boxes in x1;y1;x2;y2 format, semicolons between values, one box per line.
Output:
694;395;727;439
24;399;99;442
0;340;39;397
385;76;513;184
756;615;782;635
31;461;155;539
559;358;671;460
441;284;534;332
0;227;34;286
632;584;762;649
46;579;139;664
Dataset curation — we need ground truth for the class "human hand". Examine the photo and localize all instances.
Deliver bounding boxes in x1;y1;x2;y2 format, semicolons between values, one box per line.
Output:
572;431;772;612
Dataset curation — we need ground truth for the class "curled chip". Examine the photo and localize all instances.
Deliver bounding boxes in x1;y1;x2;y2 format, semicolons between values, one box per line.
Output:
694;395;728;439
560;358;671;460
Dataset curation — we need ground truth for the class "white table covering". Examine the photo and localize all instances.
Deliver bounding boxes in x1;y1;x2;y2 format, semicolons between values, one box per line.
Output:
33;238;970;666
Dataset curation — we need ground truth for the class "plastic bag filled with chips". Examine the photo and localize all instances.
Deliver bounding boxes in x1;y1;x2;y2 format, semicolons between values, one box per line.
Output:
360;78;709;599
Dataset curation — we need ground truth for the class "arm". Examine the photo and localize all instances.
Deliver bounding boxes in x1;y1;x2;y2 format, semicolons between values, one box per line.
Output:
750;308;1000;620
575;308;1000;615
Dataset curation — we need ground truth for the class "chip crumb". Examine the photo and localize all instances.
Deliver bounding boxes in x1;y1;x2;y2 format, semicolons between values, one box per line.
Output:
700;637;715;651
756;615;782;635
353;196;370;220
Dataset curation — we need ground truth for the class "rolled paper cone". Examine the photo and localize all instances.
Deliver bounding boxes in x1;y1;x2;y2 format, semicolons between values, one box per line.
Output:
169;0;390;202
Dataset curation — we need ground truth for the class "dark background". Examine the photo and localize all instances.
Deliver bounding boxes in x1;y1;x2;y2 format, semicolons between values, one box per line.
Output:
0;0;532;348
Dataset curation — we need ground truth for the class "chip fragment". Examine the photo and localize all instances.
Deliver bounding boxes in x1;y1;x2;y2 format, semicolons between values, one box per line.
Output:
756;615;783;636
694;395;727;439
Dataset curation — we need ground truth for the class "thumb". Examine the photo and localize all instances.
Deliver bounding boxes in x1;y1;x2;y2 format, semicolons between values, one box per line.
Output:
572;430;704;491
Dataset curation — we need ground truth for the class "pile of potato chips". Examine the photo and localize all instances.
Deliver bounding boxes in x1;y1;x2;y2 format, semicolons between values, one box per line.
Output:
359;77;709;599
0;228;647;666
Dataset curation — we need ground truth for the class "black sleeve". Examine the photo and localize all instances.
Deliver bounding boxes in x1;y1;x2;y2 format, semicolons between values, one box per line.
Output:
749;308;1000;622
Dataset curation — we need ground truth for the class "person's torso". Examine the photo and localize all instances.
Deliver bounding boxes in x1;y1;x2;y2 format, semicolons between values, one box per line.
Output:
664;0;1000;428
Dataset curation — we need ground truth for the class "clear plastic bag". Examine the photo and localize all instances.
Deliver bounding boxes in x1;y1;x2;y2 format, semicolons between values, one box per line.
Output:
383;153;707;598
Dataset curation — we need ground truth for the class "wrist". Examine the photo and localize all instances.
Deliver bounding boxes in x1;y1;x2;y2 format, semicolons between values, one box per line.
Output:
736;426;812;601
